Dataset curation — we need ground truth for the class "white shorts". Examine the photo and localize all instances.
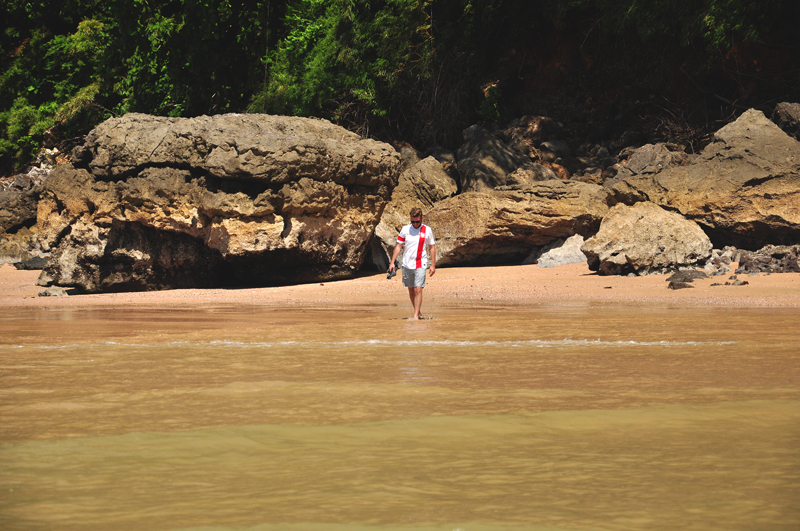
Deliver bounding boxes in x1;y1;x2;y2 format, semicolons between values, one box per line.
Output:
402;267;426;288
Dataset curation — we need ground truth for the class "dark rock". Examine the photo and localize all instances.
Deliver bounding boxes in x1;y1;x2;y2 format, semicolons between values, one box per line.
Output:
668;281;694;289
736;244;800;274
771;102;800;140
13;256;48;270
665;270;708;283
0;188;38;235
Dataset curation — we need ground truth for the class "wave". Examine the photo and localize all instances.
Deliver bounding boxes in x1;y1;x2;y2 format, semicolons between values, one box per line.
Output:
0;338;738;350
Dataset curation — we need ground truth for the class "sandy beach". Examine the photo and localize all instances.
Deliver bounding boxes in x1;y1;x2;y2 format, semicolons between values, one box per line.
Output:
3;261;799;309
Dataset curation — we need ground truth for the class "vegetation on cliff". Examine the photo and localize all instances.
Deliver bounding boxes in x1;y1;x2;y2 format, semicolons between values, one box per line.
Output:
2;0;799;174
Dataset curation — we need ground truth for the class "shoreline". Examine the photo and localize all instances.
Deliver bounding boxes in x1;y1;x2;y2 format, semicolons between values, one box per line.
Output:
2;262;800;310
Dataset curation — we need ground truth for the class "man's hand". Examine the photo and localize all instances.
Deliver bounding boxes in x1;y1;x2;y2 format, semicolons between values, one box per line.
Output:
429;263;435;276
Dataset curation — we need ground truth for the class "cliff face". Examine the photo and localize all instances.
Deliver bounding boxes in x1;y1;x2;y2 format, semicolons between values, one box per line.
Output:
36;113;400;292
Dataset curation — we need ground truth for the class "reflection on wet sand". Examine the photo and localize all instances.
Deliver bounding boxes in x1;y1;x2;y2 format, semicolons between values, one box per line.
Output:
1;303;798;530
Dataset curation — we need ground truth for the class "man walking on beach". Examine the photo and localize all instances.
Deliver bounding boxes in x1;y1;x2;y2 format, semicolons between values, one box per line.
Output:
388;207;436;320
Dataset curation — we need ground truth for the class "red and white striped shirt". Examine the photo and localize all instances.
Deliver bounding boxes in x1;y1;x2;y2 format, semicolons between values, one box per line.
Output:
397;224;436;269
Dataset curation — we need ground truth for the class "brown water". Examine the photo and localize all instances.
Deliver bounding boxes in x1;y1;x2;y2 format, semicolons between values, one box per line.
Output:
1;302;798;531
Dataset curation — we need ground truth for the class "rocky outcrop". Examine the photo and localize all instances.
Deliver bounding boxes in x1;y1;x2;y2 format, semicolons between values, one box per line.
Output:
607;109;800;249
426;180;611;266
370;156;458;268
36;113;400;292
581;201;713;275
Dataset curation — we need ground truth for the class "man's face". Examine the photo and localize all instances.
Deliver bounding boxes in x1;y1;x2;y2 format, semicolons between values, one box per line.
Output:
410;216;422;227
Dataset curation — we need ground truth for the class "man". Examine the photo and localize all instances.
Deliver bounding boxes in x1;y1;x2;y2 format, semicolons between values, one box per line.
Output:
389;207;436;320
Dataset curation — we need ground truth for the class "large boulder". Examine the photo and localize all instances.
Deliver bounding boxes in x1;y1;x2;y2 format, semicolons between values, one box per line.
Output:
426;180;612;266
370;156;458;268
607;109;800;249
36;113;400;292
581;201;713;275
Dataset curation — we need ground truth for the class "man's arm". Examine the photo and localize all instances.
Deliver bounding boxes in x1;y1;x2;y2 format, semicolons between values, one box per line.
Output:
429;244;436;276
389;243;402;271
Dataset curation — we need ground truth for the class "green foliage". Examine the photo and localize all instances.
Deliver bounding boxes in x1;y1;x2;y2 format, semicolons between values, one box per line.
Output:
0;0;797;173
256;0;435;134
0;15;110;170
0;0;280;172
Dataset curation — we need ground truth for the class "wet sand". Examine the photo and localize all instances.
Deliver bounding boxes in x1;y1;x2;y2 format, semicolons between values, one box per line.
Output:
2;262;799;310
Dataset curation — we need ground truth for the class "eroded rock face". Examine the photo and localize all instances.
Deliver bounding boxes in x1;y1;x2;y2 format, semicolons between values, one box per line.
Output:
607;109;800;249
37;113;400;292
426;180;612;266
581;201;712;275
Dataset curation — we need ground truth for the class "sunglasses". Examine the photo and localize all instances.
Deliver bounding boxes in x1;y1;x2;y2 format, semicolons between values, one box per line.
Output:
410;219;422;224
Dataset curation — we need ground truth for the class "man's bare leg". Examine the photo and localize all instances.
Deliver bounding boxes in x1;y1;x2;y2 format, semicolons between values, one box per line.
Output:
407;286;423;320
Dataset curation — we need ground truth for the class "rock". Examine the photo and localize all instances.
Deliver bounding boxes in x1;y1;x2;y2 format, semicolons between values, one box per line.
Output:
703;248;734;276
581;201;713;276
624;143;687;175
13;256;48;270
0;188;38;234
0;226;40;263
771;102;800;140
502;165;559;189
38;286;68;297
499;115;565;151
539;140;571;160
667;281;694;290
37;113;400;292
395;142;422;172
371;156;458;268
665;270;708;283
426;180;611;267
607;109;800;249
735;244;800;274
456;125;533;192
523;234;587;267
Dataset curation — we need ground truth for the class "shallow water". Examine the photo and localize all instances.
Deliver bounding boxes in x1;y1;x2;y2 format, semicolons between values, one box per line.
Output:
1;302;798;530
